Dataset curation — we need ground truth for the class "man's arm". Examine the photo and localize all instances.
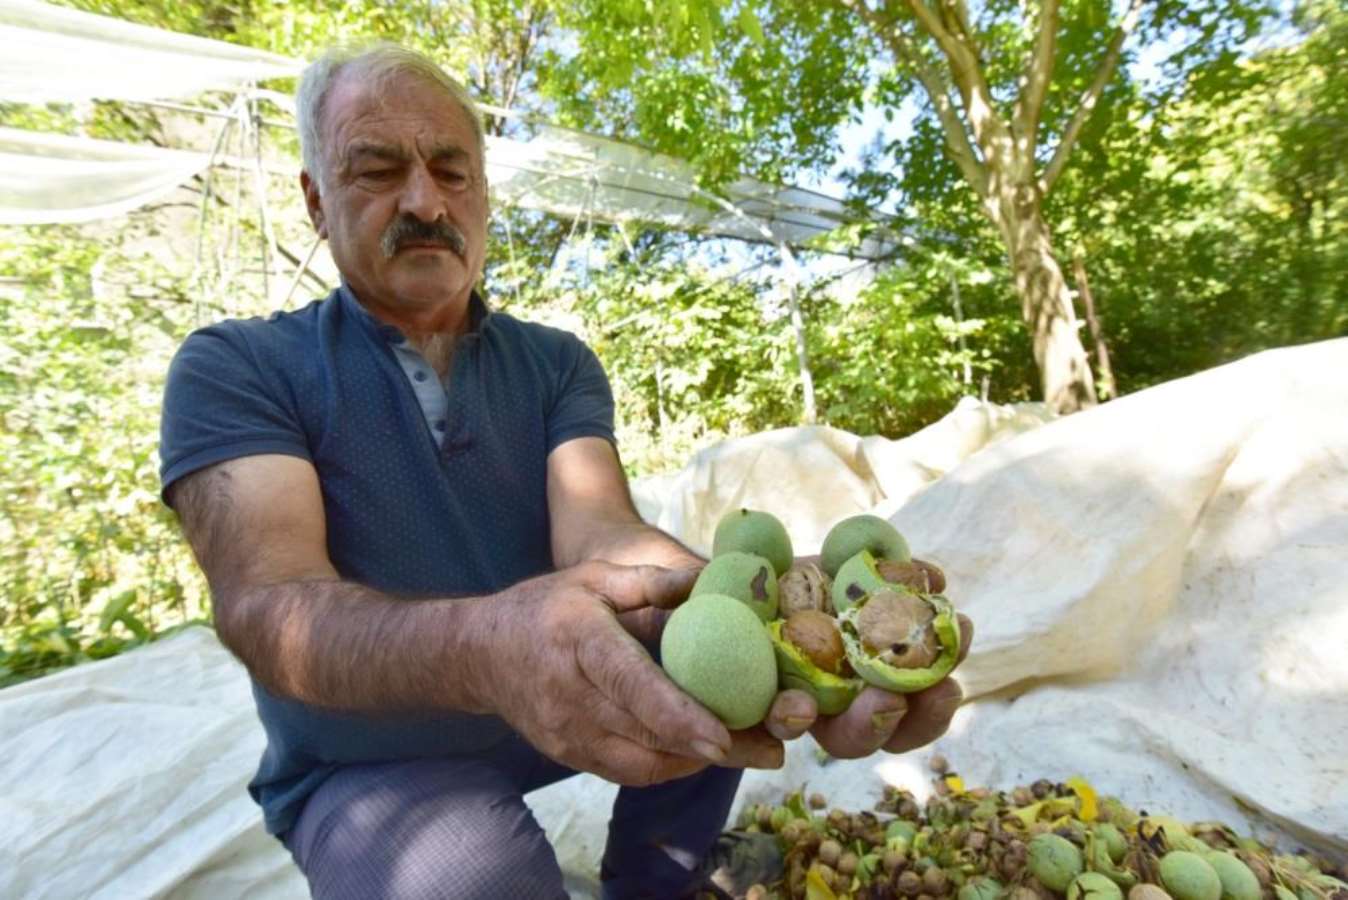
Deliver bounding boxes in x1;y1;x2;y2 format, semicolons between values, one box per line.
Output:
169;453;496;714
170;452;734;784
546;437;701;571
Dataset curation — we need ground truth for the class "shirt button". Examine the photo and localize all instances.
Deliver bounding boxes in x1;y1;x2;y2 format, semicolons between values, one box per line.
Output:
435;420;446;431
414;370;428;382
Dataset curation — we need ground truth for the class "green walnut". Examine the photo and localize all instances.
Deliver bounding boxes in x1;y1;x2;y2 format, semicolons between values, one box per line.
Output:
769;611;862;716
838;588;961;693
1028;833;1085;893
1093;823;1127;864
712;508;793;577
1202;853;1261;900
832;550;892;614
691;551;779;622
660;592;777;730
959;877;1004;900
1071;874;1126;900
886;818;917;841
1158;852;1223;900
820;514;910;577
833;550;949;614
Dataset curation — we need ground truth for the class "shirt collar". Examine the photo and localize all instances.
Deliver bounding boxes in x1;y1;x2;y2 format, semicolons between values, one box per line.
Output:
339;282;491;345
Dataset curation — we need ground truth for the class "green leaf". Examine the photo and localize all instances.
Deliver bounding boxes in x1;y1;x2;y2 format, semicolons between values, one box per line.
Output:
98;590;137;635
738;4;766;48
117;612;150;642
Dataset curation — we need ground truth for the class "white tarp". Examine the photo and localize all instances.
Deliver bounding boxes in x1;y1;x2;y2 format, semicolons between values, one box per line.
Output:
2;338;1345;900
0;127;211;225
0;0;301;104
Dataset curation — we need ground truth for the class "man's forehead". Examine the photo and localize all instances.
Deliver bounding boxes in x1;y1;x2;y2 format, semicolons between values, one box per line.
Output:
325;70;474;142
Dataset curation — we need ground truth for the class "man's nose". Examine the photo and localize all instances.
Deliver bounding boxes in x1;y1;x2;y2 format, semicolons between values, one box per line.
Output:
397;165;445;223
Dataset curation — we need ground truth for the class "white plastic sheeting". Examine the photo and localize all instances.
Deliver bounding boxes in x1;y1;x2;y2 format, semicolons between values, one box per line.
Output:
486;125;900;259
0;0;301;105
3;338;1346;900
1;118;902;255
2;2;900;254
0;127;211;225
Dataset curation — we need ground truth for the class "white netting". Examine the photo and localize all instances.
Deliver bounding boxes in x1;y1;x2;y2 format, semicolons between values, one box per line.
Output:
0;127;211;224
0;0;300;104
0;1;899;255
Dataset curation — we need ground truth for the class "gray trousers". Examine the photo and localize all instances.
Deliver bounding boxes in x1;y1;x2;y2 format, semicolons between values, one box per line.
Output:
280;734;742;900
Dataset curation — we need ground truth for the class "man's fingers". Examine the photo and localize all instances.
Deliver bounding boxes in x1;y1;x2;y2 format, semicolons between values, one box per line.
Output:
763;689;817;742
585;562;700;613
587;734;710;786
576;617;731;764
882;676;964;754
615;606;670;648
722;727;786;770
810;686;909;760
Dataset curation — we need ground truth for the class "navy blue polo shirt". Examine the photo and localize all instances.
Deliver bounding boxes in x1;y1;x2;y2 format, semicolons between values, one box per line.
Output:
159;284;615;836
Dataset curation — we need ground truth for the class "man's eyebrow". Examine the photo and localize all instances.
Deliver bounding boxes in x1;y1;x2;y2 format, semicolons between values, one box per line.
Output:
342;143;473;169
426;145;472;164
344;143;409;167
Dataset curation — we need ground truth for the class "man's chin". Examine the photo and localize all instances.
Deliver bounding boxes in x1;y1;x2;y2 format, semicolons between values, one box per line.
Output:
390;273;472;308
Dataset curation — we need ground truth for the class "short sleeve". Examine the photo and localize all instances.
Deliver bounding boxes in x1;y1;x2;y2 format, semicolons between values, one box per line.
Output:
159;326;311;505
546;336;616;453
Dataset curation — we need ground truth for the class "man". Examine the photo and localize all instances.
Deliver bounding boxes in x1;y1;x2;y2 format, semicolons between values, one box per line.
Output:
159;44;971;900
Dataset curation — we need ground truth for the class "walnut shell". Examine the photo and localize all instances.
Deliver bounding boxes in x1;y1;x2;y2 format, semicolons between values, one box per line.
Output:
778;561;833;617
877;558;947;594
855;590;942;669
782;609;846;674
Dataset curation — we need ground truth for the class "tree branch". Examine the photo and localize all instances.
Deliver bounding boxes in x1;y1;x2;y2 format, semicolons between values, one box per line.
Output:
1040;0;1144;192
942;0;979;52
850;0;988;194
1013;0;1059;146
902;0;1001;153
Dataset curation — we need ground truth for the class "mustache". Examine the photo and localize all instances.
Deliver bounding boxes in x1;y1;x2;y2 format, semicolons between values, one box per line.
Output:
380;216;467;259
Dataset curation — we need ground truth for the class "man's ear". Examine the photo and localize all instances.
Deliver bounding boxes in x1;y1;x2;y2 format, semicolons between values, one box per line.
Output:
300;171;327;239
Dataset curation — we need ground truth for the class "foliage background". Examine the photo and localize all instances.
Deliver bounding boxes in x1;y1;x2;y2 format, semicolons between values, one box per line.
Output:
1;0;1344;684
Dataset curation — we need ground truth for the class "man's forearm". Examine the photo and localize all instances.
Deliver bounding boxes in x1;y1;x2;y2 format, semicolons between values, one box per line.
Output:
567;519;704;570
215;578;497;715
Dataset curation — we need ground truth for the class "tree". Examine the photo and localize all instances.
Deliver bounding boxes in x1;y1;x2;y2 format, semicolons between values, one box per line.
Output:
550;0;1275;413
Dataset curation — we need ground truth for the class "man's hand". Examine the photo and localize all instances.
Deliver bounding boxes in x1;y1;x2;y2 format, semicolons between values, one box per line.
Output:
474;560;775;786
603;579;972;770
757;614;974;758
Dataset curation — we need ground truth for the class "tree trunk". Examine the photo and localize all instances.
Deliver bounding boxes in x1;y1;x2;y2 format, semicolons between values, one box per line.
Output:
988;183;1098;413
1072;252;1117;400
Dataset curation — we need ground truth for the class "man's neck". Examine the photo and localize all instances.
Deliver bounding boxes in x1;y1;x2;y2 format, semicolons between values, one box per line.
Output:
409;331;457;377
343;284;481;376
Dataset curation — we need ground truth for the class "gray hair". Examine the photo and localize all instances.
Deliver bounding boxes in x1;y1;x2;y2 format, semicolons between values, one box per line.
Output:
296;44;486;191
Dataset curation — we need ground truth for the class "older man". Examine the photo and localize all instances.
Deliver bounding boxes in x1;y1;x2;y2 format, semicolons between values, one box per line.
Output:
160;44;969;900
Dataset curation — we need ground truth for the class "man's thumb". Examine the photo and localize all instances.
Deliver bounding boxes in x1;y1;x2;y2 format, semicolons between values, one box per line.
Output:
591;563;700;613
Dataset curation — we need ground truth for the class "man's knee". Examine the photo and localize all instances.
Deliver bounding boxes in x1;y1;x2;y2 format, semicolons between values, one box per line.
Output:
289;760;568;900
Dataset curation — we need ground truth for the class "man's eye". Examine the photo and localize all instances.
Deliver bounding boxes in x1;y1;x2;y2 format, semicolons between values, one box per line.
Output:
358;169;397;180
437;169;470;186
